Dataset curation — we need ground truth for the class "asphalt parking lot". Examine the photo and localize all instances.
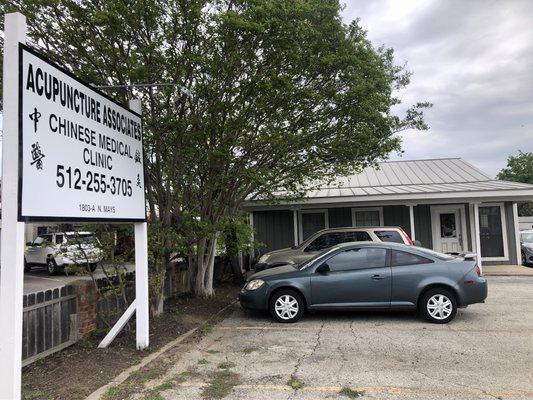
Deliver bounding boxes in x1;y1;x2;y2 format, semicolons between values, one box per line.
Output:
151;276;533;400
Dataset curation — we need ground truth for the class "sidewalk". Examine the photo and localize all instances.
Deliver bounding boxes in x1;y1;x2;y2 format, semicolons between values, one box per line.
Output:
483;264;533;276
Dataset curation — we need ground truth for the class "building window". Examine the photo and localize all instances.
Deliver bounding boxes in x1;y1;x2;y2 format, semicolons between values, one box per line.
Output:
300;210;328;241
351;207;383;227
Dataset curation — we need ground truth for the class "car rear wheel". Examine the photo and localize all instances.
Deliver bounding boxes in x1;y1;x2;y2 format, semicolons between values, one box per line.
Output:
269;289;304;323
47;257;59;275
420;288;457;324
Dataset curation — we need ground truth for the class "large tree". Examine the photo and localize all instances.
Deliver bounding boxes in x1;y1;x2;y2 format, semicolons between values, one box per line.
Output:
497;151;533;216
1;0;430;299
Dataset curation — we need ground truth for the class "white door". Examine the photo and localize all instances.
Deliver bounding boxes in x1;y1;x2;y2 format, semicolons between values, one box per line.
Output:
431;206;466;254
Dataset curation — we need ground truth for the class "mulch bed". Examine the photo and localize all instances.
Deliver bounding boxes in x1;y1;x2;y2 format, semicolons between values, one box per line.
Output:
21;283;240;400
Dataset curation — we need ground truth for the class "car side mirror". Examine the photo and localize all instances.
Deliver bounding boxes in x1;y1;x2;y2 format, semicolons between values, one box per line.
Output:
413;240;422;247
316;263;330;274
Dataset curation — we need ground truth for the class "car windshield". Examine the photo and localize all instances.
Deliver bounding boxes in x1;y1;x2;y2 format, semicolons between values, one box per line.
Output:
411;246;456;261
298;247;338;270
522;233;533;243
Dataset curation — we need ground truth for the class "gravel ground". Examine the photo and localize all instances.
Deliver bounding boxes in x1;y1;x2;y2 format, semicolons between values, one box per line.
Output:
130;276;533;400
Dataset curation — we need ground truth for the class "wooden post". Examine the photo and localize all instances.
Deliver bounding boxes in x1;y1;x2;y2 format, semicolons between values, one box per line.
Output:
0;12;27;400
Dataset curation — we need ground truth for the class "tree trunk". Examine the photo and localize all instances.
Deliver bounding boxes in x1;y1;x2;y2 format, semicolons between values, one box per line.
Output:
190;236;217;297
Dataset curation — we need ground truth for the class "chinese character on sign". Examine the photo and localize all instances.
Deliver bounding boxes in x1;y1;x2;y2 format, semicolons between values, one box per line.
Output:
29;107;42;133
135;150;142;164
136;173;142;188
30;142;45;170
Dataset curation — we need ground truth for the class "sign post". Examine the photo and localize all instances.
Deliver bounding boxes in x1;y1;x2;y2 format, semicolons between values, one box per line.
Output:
0;11;149;399
0;12;27;400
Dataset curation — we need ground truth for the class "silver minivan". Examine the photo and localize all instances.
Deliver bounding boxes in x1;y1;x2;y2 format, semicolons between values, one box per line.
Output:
254;226;416;271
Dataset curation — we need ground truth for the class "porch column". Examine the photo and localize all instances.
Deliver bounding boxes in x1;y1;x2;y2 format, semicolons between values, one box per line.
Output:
472;203;483;272
408;204;416;240
293;210;299;246
512;203;521;265
249;212;254;244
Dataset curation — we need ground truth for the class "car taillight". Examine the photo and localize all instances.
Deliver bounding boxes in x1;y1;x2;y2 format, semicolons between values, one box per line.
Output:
400;228;414;245
474;265;482;277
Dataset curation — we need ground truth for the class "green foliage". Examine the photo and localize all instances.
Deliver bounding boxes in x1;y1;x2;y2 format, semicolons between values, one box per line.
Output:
497;151;533;216
1;0;430;296
339;387;365;398
24;390;44;400
202;369;240;399
287;375;303;390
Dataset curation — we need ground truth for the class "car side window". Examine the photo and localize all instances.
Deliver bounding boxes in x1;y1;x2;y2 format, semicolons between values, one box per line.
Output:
41;235;53;245
306;233;343;252
375;230;404;243
326;247;387;272
391;250;433;267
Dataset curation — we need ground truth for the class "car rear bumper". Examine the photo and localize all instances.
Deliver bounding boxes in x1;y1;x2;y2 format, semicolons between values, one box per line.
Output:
460;278;488;306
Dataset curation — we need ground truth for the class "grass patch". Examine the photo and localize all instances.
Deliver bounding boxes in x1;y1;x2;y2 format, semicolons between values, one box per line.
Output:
202;369;240;399
131;366;166;383
243;347;259;354
24;391;44;400
217;361;236;369
198;358;210;365
339;387;365;399
102;385;129;400
287;375;303;390
206;349;220;354
144;392;164;400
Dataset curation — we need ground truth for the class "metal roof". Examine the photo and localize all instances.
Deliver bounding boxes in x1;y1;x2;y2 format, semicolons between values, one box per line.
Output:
246;158;533;207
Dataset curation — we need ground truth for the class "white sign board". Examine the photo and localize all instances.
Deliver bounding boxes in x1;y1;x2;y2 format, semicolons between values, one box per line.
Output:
19;44;146;222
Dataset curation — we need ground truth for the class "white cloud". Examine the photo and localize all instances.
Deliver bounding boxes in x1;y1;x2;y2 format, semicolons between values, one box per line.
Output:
342;0;533;177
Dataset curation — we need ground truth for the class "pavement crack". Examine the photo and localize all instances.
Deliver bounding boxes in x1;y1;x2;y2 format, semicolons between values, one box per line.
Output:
286;322;324;400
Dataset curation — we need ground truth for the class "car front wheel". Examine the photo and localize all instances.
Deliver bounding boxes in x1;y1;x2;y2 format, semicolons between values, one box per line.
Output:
420;288;457;324
269;289;304;323
24;258;31;273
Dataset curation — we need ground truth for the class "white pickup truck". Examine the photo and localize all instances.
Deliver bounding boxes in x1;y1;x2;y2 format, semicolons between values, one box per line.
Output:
24;232;103;275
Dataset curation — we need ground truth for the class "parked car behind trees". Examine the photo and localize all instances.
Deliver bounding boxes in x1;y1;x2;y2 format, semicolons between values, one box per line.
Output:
254;226;417;271
24;232;103;275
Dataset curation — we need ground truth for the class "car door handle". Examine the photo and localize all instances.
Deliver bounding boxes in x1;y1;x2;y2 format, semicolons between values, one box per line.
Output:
371;275;385;280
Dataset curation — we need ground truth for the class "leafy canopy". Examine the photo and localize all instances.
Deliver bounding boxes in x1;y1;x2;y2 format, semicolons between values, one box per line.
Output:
497;151;533;216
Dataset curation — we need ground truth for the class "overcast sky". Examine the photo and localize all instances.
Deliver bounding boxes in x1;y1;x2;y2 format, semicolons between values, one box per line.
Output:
342;0;533;177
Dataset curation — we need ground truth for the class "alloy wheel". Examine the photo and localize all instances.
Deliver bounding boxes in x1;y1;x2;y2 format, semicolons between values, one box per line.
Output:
426;294;453;320
47;259;55;274
274;294;299;320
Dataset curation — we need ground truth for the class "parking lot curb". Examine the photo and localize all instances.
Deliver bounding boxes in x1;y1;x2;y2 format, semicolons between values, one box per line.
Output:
86;300;237;400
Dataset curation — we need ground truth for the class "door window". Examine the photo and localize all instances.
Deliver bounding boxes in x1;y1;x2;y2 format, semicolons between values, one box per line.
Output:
55;234;64;244
301;212;326;241
325;247;387;272
391;250;433;266
440;213;457;237
375;230;404;243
